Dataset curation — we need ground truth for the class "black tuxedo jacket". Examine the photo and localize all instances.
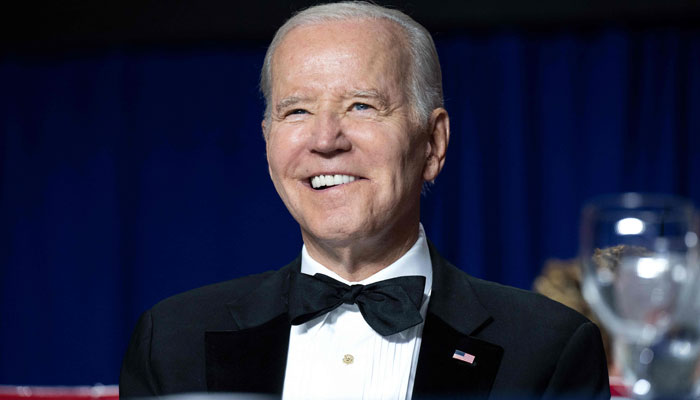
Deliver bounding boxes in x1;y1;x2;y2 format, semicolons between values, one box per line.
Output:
120;245;609;399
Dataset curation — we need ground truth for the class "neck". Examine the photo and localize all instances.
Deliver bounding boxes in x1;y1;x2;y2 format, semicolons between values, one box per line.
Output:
302;223;420;282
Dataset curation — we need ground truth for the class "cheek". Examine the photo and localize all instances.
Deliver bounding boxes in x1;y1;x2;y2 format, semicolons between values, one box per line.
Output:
390;134;425;173
354;123;423;176
266;148;295;201
267;127;305;175
266;143;283;179
393;139;429;193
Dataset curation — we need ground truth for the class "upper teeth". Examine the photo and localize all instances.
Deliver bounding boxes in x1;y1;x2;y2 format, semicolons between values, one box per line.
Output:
311;174;357;189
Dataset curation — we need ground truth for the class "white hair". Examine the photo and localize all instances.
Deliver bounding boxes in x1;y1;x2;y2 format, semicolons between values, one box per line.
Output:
260;1;443;128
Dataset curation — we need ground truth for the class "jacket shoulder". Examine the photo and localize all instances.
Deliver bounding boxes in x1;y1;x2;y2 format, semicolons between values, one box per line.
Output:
151;269;277;317
120;263;295;396
462;274;609;397
466;274;590;333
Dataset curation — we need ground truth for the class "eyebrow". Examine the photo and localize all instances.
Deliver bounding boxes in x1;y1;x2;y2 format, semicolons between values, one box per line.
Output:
274;89;391;115
346;89;390;108
275;96;307;115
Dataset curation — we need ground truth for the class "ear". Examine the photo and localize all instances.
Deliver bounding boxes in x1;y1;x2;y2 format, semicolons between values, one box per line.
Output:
262;119;274;177
261;120;268;142
422;108;450;182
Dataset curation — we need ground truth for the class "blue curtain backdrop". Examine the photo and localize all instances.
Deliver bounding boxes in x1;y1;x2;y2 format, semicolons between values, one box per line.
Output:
1;27;699;385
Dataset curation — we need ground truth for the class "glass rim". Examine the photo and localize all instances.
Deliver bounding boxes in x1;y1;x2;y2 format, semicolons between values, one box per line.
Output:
582;192;695;215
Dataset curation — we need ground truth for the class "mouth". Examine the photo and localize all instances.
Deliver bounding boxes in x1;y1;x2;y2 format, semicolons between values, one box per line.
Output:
309;174;361;190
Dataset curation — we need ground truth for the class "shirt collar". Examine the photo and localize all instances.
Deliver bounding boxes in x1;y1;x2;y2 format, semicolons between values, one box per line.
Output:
300;223;433;298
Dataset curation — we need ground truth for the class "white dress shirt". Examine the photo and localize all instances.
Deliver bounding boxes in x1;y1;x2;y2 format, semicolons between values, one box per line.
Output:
282;225;433;400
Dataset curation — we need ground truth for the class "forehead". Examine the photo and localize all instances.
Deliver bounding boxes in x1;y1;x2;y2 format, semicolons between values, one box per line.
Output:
270;19;409;96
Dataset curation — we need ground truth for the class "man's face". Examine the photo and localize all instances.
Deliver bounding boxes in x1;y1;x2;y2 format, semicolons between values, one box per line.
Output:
265;19;432;250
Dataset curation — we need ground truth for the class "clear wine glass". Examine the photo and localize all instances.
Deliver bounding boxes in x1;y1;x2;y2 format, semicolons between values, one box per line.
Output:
579;193;700;399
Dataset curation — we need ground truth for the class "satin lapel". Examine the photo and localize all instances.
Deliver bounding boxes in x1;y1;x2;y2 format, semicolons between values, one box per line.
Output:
413;314;504;399
206;315;290;393
205;257;300;394
413;243;503;398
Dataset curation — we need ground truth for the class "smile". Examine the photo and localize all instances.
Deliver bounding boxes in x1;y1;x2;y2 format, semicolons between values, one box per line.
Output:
310;174;358;190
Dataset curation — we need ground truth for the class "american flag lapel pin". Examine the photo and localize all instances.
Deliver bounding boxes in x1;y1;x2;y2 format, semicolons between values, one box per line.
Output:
452;349;476;365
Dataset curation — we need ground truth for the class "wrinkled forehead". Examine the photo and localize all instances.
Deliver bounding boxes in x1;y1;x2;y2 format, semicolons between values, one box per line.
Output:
270;18;411;92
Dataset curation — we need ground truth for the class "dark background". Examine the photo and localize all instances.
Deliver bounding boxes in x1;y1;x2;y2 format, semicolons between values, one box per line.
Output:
1;0;699;387
3;0;700;47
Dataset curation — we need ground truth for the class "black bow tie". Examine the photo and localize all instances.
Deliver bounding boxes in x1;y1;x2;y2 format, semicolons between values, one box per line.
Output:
287;271;426;336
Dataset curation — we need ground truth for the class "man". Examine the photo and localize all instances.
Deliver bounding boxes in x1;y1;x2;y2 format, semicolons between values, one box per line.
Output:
120;2;610;399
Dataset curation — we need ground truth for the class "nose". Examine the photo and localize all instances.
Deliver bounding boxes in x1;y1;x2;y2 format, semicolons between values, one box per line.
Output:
310;111;352;155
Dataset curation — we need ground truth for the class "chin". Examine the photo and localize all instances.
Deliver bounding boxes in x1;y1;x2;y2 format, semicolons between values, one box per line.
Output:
303;218;371;245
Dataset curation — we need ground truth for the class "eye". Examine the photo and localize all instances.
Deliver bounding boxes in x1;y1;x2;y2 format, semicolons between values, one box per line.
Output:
287;108;308;116
351;103;373;111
